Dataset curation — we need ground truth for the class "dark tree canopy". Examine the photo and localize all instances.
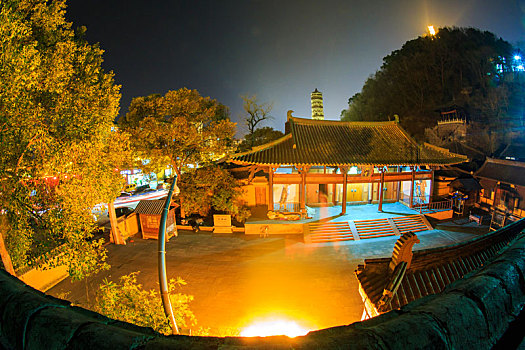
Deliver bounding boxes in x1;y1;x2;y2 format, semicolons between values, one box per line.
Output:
341;27;520;140
237;126;284;152
178;166;250;222
241;95;274;149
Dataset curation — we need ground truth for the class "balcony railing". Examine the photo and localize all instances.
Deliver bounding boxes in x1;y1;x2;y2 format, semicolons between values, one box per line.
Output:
412;199;452;213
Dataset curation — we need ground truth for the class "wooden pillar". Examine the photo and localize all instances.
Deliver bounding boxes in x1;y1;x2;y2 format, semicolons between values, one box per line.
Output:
109;202;125;245
342;167;348;215
367;166;373;204
332;167;337;205
298;168;303;214
409;167;416;208
0;217;15;276
429;168;435;203
299;167;307;218
396;166;401;202
378;167;385;212
180;197;185;219
268;166;274;211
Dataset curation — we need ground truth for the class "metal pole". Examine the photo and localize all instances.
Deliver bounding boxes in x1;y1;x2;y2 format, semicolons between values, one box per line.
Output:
158;176;179;335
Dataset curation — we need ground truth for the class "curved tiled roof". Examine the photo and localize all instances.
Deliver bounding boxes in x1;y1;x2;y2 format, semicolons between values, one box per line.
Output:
231;117;467;166
475;157;525;187
134;200;166;215
355;218;525;317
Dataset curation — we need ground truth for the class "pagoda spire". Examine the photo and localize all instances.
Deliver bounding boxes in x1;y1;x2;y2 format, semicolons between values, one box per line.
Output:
311;88;324;120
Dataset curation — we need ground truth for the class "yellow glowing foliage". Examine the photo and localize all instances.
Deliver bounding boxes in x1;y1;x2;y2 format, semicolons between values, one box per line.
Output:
119;88;236;177
0;0;126;279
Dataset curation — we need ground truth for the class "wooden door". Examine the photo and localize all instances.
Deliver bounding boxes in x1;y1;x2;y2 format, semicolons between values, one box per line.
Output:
347;184;363;202
255;186;266;205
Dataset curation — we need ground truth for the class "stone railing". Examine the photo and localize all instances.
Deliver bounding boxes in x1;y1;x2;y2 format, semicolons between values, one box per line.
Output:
0;221;524;349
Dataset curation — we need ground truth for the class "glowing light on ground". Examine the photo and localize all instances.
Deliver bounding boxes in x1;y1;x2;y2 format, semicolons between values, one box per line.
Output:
428;25;436;36
241;319;310;338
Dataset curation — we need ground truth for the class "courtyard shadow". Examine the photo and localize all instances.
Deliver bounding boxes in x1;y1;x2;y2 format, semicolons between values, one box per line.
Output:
380;210;419;216
309;214;345;224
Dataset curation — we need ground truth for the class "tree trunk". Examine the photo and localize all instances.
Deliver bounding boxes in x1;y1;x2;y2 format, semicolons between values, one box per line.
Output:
0;216;16;276
108;202;125;245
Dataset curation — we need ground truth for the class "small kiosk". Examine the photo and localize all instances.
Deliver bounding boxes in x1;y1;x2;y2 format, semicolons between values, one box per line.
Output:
134;199;178;240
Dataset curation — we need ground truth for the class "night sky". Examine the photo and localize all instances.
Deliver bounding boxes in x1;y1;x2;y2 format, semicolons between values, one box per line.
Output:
65;0;525;136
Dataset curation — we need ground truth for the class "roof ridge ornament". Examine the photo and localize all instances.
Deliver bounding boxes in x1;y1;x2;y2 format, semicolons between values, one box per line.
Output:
287;110;294;121
389;231;420;271
379;231;420;311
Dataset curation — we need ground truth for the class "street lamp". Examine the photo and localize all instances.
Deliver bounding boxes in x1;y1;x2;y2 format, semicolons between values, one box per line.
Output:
158;176;179;334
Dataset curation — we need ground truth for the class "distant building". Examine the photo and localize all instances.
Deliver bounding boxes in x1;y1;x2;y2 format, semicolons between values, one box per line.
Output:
425;107;467;146
475;157;525;229
310;88;324;120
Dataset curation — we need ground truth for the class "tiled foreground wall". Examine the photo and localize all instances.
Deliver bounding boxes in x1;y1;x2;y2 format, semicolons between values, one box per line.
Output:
0;232;524;349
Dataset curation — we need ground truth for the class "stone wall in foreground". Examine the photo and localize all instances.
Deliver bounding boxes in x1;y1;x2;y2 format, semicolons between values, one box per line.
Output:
0;228;524;349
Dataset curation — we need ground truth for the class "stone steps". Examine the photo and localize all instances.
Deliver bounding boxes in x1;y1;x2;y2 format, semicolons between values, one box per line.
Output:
308;222;354;243
307;215;432;243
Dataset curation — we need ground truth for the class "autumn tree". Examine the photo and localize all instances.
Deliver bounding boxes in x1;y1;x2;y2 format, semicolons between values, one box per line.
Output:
118;89;249;219
118;89;235;177
0;0;125;279
340;27;517;142
241;95;274;149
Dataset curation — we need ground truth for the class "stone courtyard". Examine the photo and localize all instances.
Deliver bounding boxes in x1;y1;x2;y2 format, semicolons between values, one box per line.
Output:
48;216;486;336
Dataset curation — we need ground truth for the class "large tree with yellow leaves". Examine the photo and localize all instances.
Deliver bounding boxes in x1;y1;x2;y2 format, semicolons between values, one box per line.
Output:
119;89;249;220
119;89;235;178
0;0;126;279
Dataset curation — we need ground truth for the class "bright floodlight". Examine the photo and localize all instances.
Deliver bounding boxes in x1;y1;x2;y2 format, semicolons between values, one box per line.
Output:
241;319;310;338
428;25;436;36
514;55;522;61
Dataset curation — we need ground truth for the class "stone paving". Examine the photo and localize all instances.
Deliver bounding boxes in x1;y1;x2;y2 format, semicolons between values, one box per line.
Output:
48;216;488;336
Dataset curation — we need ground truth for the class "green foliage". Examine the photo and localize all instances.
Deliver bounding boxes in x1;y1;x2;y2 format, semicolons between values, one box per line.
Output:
95;272;196;335
238;126;284;152
179;166;250;222
0;0;125;278
340;27;517;140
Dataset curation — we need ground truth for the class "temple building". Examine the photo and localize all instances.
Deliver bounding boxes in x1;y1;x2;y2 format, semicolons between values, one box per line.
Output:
475;157;525;229
230;110;467;220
